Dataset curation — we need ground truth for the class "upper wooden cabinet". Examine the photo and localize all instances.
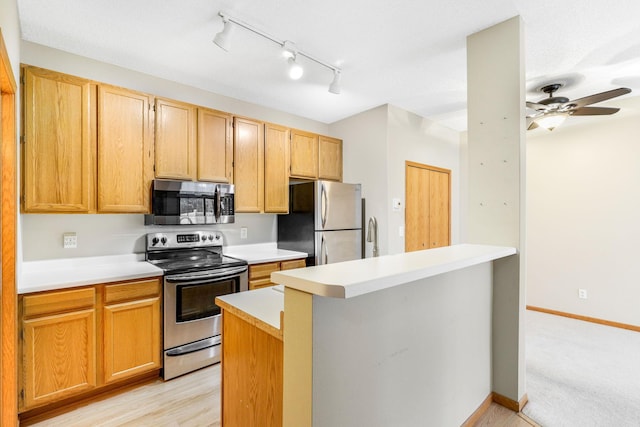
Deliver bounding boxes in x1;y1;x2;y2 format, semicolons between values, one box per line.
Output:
289;129;318;179
154;97;197;180
318;136;343;181
198;108;233;183
97;85;153;213
290;130;343;182
264;123;290;213
233;117;264;213
22;66;95;212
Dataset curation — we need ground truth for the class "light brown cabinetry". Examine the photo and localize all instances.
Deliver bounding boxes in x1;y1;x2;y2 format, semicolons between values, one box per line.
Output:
318;135;343;181
289;129;318;179
197;108;233;183
264;123;290;213
221;310;283;427
405;161;450;252
234;117;264;212
22;66;95;212
290;130;343;182
20;288;97;409
19;278;161;413
248;258;306;290
154;98;197;180
97;85;153;212
21;66;154;213
102;279;161;384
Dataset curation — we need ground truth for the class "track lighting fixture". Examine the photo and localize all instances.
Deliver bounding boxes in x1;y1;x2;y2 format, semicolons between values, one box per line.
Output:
213;17;234;51
213;12;342;94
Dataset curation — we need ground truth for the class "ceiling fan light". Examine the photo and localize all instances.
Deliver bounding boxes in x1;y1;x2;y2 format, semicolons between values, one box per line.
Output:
328;70;341;94
288;57;304;80
213;19;234;51
536;112;569;131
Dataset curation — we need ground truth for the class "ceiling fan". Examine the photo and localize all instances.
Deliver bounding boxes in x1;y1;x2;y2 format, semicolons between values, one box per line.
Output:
526;84;631;131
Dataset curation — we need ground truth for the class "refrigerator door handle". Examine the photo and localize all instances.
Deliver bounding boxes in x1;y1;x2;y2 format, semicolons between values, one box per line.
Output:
321;183;328;229
321;233;328;264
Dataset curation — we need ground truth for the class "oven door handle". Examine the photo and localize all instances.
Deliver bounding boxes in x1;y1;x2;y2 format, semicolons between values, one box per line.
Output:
165;266;248;283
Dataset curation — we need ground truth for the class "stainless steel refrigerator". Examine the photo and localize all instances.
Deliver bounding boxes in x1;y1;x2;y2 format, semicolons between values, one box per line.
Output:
277;181;362;265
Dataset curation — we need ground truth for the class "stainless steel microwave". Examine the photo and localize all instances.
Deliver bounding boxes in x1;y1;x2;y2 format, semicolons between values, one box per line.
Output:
144;179;234;225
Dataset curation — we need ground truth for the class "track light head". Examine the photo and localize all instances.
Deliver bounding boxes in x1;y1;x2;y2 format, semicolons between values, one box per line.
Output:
329;69;341;94
213;17;234;51
288;56;304;80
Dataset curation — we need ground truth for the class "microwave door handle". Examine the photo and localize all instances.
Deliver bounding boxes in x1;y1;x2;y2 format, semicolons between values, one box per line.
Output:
321;183;327;229
215;185;221;223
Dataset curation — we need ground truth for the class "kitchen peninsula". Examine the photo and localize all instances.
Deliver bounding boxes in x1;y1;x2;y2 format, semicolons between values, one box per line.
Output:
217;243;516;427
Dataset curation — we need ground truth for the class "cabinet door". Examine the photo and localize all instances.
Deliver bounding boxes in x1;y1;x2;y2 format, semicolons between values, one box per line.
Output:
318;136;342;181
234;117;264;213
22;66;95;212
103;297;160;384
22;309;96;409
264;123;289;213
289;130;318;179
154;98;197;180
198;108;232;183
249;262;280;290
97;85;153;213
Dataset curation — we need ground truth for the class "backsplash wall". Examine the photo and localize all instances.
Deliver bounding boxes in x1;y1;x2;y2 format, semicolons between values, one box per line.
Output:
21;213;277;261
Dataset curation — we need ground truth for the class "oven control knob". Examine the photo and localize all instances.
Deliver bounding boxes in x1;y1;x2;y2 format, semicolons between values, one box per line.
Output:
201;235;207;242
152;237;159;246
214;234;221;241
208;234;214;241
160;236;167;245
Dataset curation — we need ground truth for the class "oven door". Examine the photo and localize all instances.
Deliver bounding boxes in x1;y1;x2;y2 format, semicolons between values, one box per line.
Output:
163;266;248;350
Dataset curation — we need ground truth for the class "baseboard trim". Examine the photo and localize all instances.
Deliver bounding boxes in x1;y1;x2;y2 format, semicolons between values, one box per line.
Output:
461;393;493;426
461;392;528;426
492;391;528;412
527;305;640;333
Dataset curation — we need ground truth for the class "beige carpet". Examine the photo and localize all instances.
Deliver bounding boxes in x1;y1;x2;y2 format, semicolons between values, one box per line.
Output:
523;310;640;426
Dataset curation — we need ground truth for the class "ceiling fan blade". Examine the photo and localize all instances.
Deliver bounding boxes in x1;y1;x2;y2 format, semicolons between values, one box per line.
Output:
527;117;539;130
526;101;548;111
570;106;621;116
569;88;631;108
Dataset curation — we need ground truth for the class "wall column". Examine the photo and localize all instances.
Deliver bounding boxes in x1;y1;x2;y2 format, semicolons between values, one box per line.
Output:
467;16;527;407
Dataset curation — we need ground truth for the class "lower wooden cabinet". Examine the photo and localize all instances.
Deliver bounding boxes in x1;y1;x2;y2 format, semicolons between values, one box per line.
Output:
21;288;97;409
103;280;161;384
248;258;306;290
19;278;161;413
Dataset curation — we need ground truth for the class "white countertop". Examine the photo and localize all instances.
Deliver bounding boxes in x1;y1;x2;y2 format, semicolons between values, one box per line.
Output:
20;254;163;294
216;285;284;332
271;243;516;299
223;243;307;264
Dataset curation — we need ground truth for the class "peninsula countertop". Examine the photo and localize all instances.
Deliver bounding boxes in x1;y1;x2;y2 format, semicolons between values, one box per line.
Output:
271;243;516;299
19;254;163;294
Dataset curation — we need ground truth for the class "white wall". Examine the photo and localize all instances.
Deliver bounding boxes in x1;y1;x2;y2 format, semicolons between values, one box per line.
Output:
311;263;492;426
18;42;334;261
0;0;20;78
330;105;389;257
526;102;640;326
330;104;462;257
386;105;461;254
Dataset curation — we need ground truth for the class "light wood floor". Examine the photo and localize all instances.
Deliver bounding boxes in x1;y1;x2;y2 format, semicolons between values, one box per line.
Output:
26;363;537;426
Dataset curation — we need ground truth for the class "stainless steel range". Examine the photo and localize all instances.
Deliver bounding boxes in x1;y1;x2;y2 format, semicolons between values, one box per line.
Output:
146;230;248;380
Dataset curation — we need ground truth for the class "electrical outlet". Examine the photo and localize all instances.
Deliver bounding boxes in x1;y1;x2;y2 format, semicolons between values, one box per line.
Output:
63;232;77;249
578;289;588;299
240;227;248;239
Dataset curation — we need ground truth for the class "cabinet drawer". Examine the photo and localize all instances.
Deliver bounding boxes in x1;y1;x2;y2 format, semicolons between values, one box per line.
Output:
249;278;274;290
249;262;280;280
23;288;95;318
280;259;306;270
104;278;161;304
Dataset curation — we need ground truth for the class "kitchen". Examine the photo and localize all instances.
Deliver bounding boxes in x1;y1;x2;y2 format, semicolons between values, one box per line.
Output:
2;1;640;426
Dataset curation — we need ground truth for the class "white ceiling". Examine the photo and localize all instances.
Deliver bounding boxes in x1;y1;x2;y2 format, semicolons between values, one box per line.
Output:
15;0;640;131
